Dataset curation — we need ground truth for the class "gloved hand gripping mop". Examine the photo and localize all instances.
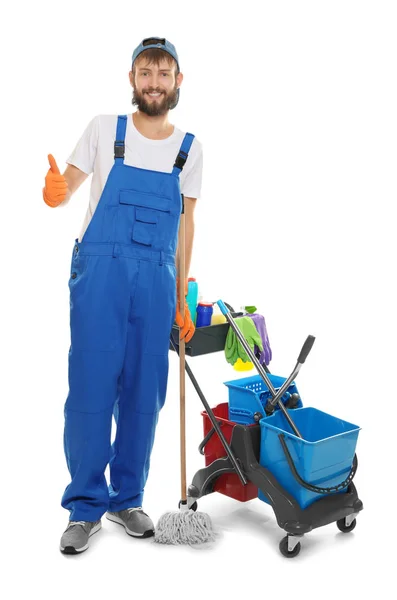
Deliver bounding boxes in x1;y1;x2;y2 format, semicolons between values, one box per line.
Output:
154;199;215;545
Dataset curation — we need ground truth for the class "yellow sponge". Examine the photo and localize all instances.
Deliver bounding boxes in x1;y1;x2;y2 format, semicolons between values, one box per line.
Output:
233;358;254;371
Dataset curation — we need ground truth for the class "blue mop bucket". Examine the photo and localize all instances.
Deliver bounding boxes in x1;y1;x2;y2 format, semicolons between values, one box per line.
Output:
224;374;302;425
258;407;360;509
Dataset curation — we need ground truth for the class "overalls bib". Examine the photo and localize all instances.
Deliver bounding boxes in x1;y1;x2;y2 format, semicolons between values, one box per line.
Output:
61;115;194;521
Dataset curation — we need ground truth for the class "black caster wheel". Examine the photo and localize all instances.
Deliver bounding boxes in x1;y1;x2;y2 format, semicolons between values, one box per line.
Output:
337;518;356;533
279;536;301;558
178;500;198;512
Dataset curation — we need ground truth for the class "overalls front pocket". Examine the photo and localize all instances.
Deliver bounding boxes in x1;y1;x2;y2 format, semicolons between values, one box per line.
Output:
132;207;159;246
118;189;172;247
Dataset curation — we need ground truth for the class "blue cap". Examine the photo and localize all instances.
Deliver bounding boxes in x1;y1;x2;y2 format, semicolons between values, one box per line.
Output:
132;37;179;70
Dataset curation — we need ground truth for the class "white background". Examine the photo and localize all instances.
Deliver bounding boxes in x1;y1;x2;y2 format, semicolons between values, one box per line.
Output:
1;0;395;597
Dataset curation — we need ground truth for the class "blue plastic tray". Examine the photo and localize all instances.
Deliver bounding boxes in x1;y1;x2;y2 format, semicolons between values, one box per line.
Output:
224;373;302;425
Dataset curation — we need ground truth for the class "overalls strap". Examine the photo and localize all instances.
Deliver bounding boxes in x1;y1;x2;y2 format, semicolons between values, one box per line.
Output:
172;132;195;176
114;115;128;164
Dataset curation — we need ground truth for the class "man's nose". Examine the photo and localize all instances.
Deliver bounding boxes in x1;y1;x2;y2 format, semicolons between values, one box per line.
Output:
150;74;161;89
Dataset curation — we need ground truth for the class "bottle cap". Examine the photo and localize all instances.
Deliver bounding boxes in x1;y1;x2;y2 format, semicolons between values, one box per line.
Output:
188;277;196;282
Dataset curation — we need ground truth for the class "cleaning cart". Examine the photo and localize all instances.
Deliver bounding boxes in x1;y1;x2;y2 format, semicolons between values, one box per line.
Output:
170;301;363;558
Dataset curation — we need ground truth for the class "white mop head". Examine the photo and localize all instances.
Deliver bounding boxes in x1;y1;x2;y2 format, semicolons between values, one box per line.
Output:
154;509;215;545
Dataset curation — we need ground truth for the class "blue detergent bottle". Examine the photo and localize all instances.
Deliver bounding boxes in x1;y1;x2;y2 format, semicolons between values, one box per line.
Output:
196;302;213;327
186;278;199;325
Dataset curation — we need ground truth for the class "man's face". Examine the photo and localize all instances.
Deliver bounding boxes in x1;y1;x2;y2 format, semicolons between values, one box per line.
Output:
131;57;182;116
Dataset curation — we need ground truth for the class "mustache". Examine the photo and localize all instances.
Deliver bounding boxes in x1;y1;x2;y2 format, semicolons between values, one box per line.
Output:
144;88;165;94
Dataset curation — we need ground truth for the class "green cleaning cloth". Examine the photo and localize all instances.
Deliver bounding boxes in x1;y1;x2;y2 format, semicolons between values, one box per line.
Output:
224;317;263;366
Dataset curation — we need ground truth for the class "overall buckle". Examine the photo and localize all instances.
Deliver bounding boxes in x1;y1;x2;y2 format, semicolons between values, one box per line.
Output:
114;142;125;159
174;150;188;170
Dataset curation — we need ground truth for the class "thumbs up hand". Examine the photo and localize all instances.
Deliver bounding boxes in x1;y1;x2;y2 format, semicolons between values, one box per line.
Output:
43;154;68;207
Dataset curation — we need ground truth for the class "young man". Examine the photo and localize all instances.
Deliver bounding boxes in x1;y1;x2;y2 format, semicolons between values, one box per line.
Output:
43;37;202;554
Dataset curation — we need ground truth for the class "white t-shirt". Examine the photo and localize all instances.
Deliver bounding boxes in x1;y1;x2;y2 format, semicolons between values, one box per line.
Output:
66;113;203;242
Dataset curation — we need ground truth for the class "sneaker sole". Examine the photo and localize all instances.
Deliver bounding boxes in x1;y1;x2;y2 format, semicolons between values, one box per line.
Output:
60;521;102;554
106;513;154;538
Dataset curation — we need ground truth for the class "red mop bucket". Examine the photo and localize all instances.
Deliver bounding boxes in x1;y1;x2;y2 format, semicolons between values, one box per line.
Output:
201;403;258;501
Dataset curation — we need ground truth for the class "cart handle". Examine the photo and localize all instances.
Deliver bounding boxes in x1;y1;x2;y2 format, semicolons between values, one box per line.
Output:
279;434;358;494
198;421;223;455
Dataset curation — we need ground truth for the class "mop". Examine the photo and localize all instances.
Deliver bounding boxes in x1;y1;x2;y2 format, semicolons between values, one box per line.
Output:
154;199;215;545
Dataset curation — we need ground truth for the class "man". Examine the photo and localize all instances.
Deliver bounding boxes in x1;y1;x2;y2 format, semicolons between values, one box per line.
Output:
43;37;202;554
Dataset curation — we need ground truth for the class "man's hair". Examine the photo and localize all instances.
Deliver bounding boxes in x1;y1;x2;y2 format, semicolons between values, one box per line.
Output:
132;48;179;77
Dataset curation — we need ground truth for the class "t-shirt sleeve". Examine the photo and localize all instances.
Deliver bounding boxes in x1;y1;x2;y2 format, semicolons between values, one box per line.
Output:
180;138;203;199
66;115;99;175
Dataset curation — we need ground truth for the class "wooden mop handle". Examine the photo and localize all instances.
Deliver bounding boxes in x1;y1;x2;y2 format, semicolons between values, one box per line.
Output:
179;205;187;503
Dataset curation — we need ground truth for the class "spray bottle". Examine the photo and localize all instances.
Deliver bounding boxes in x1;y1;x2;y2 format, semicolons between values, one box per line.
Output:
186;277;199;325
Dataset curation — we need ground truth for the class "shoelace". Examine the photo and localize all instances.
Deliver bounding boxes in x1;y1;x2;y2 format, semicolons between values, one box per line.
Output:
126;507;150;518
67;520;88;529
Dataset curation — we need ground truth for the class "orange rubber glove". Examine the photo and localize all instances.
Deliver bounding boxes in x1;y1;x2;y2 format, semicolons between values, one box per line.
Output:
43;154;68;207
175;277;195;343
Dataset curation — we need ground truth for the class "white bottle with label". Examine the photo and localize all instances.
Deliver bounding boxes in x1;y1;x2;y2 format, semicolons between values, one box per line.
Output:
211;303;227;325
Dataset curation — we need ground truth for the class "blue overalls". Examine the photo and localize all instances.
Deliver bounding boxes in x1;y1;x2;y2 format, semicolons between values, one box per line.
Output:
61;115;195;522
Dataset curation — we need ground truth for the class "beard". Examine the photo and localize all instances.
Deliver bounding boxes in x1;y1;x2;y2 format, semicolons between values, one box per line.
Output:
132;85;180;116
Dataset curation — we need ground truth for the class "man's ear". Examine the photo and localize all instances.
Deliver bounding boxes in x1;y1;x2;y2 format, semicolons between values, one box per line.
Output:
176;72;184;88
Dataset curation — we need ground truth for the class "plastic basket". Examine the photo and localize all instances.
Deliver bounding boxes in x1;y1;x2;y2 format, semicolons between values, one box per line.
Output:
224;374;303;425
258;407;360;509
201;403;258;502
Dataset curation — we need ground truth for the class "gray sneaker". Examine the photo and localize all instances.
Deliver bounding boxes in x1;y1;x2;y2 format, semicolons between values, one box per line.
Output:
106;508;154;538
60;520;102;554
